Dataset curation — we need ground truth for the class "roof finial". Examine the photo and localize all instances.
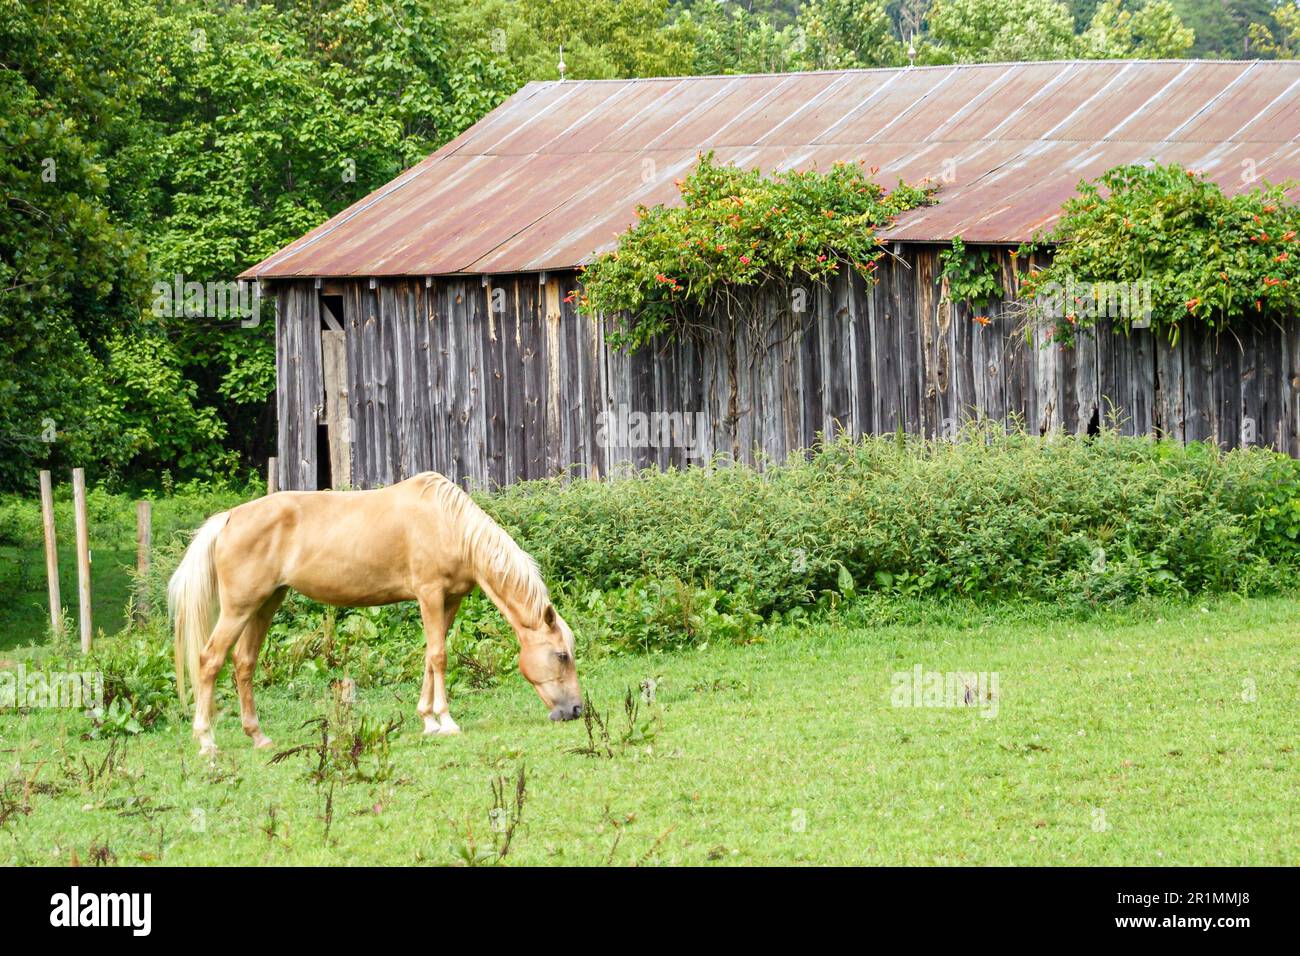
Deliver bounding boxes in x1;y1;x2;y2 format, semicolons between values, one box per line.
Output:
558;45;566;82
907;34;916;68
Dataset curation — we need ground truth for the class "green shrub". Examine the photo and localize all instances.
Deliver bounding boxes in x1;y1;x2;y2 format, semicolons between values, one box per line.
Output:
1019;163;1300;345
578;152;934;349
485;425;1300;613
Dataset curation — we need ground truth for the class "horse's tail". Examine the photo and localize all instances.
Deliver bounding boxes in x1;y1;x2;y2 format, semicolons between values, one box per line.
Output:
168;512;230;712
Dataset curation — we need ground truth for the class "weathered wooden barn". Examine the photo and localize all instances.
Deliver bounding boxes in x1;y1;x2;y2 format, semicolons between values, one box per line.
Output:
242;59;1300;491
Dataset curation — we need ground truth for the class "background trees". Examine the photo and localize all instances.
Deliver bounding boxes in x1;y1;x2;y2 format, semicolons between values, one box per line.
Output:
5;0;1284;491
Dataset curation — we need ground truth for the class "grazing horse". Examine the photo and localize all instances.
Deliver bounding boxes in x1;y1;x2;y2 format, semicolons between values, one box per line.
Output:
167;472;581;755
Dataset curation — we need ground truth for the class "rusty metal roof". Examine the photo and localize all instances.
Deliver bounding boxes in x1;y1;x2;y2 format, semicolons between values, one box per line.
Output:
242;59;1300;279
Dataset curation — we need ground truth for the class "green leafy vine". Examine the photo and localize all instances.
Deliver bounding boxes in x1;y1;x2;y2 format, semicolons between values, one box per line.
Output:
575;152;936;351
939;237;1002;311
1019;163;1300;346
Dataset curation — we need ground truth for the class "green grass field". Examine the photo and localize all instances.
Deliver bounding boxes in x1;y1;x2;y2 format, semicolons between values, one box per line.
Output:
2;596;1296;865
0;545;134;649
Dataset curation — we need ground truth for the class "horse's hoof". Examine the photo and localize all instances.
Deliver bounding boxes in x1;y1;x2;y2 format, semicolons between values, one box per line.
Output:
252;734;274;750
422;717;460;736
198;741;219;758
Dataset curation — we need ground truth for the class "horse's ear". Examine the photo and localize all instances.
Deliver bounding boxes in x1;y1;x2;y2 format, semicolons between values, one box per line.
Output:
543;604;556;629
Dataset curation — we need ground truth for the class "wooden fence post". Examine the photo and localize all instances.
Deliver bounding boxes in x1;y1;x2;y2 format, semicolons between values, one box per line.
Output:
135;500;152;626
71;468;92;653
38;470;63;639
267;457;278;495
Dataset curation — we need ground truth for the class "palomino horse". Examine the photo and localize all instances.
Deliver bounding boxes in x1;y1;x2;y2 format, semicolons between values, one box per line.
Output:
168;472;581;754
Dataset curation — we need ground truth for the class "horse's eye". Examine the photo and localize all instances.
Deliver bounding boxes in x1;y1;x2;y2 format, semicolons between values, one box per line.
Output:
556;651;571;664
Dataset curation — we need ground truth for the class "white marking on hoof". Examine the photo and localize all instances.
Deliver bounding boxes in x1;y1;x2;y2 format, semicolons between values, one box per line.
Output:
251;733;273;750
422;715;461;736
198;738;218;757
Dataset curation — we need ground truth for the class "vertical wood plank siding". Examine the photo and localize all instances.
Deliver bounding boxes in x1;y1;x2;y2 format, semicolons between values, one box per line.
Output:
274;285;322;491
274;249;1300;490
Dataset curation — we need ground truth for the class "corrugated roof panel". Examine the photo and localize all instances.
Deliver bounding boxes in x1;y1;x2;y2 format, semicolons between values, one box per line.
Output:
543;80;695;153
365;154;606;274
475;84;637;156
596;77;740;153
895;65;1018;142
467;151;697;273
1052;61;1192;141
815;67;960;145
1230;74;1300;143
1104;61;1249;142
1174;64;1295;142
651;74;800;148
241;60;1300;278
993;61;1129;140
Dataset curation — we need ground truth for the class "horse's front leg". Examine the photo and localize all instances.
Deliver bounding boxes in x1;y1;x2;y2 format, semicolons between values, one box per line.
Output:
417;590;464;735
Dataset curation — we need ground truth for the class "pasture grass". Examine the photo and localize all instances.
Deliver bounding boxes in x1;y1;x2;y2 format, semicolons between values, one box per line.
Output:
0;544;133;649
1;595;1296;866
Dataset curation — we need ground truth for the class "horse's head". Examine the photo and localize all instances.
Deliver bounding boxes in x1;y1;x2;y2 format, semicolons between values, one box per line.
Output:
517;603;582;721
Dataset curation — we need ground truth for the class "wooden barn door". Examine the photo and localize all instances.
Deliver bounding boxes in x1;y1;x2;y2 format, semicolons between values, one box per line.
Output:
319;294;352;489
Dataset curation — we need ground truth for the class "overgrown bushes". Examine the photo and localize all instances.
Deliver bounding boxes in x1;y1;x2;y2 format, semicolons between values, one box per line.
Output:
577;153;934;350
486;425;1300;613
1019;163;1300;345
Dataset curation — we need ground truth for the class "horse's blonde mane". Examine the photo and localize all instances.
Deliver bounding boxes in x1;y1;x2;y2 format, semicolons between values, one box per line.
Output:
418;473;550;625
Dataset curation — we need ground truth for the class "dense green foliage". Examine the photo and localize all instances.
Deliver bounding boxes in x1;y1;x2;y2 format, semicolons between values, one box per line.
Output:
1020;163;1300;344
578;154;934;348
1;0;515;492
487;428;1300;614
939;237;1003;310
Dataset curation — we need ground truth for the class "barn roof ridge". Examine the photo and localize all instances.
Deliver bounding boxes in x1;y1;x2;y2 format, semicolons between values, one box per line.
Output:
243;59;1300;280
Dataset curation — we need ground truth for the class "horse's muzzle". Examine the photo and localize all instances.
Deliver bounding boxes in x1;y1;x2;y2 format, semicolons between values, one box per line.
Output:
549;702;583;721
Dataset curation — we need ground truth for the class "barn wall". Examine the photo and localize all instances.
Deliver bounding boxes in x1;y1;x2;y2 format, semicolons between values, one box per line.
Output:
274;284;322;492
273;250;1300;490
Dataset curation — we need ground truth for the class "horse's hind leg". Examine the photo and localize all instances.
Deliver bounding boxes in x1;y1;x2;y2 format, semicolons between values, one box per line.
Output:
194;606;254;756
233;587;287;750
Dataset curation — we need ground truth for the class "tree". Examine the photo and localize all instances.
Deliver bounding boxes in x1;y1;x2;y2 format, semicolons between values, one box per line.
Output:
887;0;934;46
799;0;903;68
1080;0;1195;58
1249;1;1300;57
672;1;803;75
1173;0;1274;57
0;0;519;490
503;0;696;79
922;0;1078;62
0;0;168;488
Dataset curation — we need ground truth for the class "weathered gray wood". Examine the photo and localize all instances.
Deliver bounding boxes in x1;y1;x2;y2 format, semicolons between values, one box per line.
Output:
1155;334;1183;442
1183;322;1215;445
321;329;351;487
271;260;1300;490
